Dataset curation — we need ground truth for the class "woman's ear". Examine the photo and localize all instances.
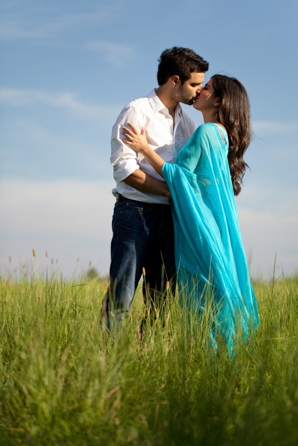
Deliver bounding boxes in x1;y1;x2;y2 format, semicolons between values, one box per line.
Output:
214;97;220;107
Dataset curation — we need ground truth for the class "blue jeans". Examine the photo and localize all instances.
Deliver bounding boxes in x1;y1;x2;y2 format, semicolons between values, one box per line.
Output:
102;195;176;328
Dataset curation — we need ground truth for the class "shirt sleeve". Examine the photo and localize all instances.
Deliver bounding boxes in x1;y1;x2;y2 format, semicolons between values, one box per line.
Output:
110;105;145;183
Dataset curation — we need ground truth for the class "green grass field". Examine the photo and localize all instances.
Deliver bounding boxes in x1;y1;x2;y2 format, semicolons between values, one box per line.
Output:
1;273;298;445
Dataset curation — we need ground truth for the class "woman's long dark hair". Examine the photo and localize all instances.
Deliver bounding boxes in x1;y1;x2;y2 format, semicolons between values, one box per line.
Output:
211;74;252;196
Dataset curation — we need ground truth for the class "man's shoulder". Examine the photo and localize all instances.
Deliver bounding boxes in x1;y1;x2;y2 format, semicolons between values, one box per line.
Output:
112;92;155;127
122;91;153;112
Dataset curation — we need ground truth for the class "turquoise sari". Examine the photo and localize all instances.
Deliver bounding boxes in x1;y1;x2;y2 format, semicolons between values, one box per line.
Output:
162;123;260;352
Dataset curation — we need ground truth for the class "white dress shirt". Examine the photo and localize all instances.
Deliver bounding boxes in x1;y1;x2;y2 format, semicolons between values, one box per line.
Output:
110;90;197;204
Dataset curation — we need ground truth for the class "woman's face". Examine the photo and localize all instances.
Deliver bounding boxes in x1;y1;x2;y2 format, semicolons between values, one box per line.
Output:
192;78;219;112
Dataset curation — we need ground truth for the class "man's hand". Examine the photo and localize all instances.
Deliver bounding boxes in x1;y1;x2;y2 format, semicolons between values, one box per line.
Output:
124;169;171;197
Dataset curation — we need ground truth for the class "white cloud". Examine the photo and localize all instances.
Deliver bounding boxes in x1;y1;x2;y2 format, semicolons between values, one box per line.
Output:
85;40;134;67
238;206;298;278
236;180;298;215
0;88;119;121
1;179;297;280
236;179;298;277
0;8;108;41
0;179;114;234
0;180;115;277
252;120;298;136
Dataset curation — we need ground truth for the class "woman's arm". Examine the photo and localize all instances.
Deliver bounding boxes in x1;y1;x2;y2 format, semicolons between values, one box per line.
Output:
175;126;205;173
122;123;165;177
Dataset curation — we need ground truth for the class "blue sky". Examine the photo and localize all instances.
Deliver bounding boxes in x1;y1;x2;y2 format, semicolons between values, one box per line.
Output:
1;0;297;279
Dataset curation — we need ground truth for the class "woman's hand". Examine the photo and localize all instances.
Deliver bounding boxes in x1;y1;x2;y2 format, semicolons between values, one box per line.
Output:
122;123;151;154
123;122;165;178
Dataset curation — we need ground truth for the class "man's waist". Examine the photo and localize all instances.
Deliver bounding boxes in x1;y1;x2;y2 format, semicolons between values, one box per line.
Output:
112;184;170;205
117;194;171;207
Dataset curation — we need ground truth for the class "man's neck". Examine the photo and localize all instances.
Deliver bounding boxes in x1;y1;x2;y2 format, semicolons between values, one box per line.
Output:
155;87;178;118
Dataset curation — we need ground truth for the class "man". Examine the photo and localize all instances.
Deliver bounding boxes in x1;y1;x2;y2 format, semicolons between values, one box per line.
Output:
102;47;209;328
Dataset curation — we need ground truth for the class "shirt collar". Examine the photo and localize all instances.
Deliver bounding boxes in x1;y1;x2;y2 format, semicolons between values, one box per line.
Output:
147;89;183;118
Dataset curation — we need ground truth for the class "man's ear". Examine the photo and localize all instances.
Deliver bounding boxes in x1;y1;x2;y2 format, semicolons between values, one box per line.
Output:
171;75;180;87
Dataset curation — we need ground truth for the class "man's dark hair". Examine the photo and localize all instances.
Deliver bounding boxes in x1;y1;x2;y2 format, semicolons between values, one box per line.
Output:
157;47;209;86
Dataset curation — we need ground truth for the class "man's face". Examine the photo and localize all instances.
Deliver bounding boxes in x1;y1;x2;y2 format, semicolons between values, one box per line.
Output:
177;72;205;105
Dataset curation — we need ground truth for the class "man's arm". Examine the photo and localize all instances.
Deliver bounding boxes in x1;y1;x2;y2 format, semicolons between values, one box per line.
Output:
124;169;170;197
112;103;170;197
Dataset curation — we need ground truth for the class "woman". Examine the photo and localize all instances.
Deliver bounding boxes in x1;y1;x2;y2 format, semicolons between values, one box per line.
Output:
123;75;260;353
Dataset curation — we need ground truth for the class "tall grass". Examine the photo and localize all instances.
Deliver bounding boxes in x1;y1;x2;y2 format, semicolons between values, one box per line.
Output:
1;274;298;445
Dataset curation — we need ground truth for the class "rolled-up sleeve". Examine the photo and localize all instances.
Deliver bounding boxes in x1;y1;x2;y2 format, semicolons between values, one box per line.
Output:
110;105;144;183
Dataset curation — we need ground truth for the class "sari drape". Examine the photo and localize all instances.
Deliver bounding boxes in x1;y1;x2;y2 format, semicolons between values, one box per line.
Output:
162;123;259;352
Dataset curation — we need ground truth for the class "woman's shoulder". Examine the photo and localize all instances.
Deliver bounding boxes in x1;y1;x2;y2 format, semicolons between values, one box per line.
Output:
197;122;217;133
191;122;216;142
194;123;228;142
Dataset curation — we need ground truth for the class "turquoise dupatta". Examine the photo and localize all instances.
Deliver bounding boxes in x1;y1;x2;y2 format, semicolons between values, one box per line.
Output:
162;123;260;352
